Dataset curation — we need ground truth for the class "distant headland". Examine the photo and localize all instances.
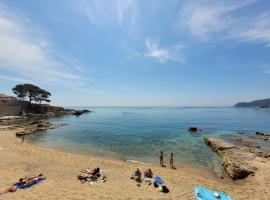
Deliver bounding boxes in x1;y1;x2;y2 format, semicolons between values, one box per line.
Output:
234;98;270;108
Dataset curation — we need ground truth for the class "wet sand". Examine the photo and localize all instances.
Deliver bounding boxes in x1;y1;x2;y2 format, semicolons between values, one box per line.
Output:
0;127;269;200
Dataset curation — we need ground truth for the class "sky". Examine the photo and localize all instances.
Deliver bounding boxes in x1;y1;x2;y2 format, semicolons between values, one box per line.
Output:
0;0;270;107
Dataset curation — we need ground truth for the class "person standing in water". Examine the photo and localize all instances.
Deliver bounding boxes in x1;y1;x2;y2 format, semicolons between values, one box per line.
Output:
169;153;174;169
159;151;164;167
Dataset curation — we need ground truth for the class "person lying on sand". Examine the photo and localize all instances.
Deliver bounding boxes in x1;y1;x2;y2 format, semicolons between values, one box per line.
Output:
78;167;103;183
15;174;45;188
0;174;45;195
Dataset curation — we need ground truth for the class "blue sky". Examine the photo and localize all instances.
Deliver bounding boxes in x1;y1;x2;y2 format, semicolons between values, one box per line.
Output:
0;0;270;106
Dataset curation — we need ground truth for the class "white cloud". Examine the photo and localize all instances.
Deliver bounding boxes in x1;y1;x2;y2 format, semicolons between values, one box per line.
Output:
82;0;139;30
178;0;270;47
0;6;88;89
144;39;184;63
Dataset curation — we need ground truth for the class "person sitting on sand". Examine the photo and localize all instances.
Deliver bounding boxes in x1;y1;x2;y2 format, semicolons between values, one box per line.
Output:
131;168;142;186
144;169;153;178
169;153;174;169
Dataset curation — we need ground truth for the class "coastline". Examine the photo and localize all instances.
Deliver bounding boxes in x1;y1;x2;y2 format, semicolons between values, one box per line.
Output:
1;126;270;199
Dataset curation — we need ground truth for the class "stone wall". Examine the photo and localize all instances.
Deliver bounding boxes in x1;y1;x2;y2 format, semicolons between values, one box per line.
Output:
0;100;23;116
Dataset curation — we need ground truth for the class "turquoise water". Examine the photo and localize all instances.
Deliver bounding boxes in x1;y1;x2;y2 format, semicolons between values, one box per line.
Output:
27;107;270;171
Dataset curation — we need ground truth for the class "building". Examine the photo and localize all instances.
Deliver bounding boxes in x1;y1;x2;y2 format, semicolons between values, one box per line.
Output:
0;93;22;116
0;93;17;102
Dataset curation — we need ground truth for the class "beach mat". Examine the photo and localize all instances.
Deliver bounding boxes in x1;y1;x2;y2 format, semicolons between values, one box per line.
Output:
195;187;232;200
15;178;45;189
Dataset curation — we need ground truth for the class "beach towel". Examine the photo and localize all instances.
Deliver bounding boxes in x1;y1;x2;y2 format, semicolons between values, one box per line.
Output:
195;187;232;200
154;176;164;185
15;178;45;189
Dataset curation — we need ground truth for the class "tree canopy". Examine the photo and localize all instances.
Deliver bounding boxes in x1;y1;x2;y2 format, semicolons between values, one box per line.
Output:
12;84;51;105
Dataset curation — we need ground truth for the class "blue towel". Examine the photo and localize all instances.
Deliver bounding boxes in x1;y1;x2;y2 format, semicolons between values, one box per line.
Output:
15;178;45;189
195;187;232;200
154;176;164;185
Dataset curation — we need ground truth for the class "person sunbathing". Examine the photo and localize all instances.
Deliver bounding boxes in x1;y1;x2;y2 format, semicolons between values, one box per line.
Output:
81;167;100;176
144;169;153;178
131;168;142;186
78;168;101;183
16;174;44;187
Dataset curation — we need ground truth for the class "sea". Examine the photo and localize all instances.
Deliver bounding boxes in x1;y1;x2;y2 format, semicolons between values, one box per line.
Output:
26;107;270;172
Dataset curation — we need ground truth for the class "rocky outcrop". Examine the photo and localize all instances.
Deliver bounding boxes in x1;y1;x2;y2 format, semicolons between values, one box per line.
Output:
72;109;90;116
204;137;258;180
15;121;55;137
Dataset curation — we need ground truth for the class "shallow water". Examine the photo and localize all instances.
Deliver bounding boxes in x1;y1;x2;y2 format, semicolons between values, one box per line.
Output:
26;107;270;172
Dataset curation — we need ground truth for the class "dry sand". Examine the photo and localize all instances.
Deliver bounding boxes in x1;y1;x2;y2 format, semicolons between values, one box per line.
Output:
0;127;269;200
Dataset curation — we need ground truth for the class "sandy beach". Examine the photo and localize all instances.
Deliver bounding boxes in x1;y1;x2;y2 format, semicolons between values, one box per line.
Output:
0;127;269;200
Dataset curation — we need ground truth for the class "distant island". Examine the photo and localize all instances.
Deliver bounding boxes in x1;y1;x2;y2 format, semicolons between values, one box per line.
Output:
234;98;270;108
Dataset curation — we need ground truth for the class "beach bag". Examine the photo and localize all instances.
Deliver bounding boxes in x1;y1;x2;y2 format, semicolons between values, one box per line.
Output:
159;185;169;193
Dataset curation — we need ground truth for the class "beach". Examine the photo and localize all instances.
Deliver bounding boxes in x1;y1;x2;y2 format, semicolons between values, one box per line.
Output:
0;127;270;200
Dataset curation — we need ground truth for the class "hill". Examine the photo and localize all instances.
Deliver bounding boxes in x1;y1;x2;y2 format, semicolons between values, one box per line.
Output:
235;98;270;108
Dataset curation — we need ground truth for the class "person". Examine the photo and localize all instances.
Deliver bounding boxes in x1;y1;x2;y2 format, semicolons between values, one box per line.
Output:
16;174;44;188
144;168;153;178
169;153;174;169
159;151;164;167
131;168;142;186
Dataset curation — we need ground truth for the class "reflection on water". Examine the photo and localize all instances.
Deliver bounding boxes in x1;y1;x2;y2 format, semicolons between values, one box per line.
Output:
26;107;270;172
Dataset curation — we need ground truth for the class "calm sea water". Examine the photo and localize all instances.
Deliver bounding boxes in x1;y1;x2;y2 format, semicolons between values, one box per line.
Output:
27;107;270;171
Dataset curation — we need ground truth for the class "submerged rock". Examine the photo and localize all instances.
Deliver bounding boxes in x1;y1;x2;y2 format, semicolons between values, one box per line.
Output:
234;138;253;147
15;121;54;137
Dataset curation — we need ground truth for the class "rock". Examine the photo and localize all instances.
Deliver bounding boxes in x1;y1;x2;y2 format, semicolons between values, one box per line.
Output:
204;137;236;152
204;137;257;180
248;148;270;158
188;127;201;132
234;138;253;147
256;132;270;137
72;109;90;116
15;121;54;136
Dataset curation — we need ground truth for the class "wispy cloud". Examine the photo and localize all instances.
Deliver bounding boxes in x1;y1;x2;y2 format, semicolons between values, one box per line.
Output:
82;0;139;32
144;39;184;63
178;0;270;47
0;5;88;89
